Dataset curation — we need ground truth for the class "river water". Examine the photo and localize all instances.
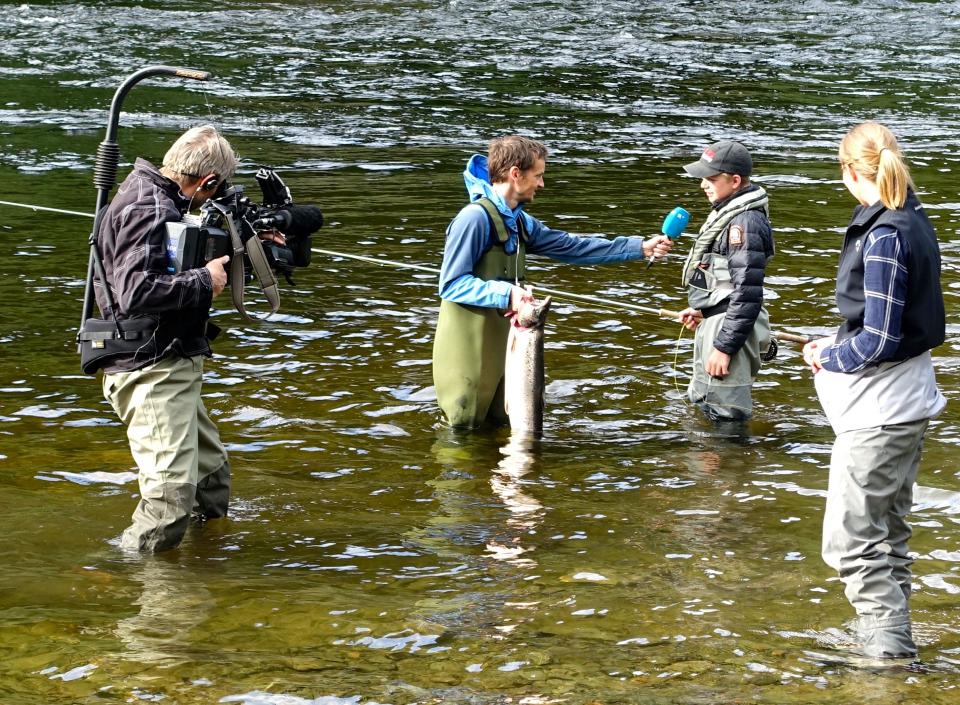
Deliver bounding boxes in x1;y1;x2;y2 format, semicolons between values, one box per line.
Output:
2;1;960;703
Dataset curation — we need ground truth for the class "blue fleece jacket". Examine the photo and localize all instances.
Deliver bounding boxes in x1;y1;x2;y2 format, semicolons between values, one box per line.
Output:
438;155;645;309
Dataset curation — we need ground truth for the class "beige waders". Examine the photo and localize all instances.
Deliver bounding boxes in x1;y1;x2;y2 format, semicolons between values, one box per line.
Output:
821;418;928;658
688;306;770;420
103;355;230;552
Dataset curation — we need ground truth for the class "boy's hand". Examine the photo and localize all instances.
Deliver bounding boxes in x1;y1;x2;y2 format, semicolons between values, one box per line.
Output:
706;349;732;378
642;234;673;261
678;307;703;331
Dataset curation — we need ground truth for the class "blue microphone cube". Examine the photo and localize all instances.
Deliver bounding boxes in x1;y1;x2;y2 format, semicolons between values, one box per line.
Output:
661;206;690;239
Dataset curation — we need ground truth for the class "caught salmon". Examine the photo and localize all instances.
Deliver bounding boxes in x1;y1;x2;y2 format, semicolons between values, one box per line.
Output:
504;296;552;437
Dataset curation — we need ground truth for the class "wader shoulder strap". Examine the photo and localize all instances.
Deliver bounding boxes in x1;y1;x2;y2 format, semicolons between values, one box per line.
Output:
681;187;769;287
475;198;508;244
474;197;528;245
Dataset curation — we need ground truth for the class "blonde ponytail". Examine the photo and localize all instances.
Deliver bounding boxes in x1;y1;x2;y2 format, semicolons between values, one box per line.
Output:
838;122;914;210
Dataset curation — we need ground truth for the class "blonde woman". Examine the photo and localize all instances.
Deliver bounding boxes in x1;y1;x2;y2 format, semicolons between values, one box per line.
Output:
803;122;946;659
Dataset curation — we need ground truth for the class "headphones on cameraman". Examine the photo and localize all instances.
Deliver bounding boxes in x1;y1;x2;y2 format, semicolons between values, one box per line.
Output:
201;175;219;192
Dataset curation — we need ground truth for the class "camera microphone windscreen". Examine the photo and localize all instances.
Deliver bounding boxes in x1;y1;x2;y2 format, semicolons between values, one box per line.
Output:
254;205;324;236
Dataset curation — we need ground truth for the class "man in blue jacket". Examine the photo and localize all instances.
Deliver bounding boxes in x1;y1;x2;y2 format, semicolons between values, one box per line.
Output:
432;135;673;429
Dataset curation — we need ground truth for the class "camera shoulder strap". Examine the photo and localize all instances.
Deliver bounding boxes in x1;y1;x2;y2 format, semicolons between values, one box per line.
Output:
243;230;281;315
208;201;280;320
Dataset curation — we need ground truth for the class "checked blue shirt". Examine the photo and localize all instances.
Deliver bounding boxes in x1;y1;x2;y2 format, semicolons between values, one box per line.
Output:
820;225;908;373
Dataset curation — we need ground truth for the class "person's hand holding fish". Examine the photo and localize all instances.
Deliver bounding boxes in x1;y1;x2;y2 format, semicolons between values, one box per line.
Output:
507;285;535;319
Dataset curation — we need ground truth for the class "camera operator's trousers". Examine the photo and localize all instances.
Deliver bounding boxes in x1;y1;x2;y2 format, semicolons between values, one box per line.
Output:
103;355;230;553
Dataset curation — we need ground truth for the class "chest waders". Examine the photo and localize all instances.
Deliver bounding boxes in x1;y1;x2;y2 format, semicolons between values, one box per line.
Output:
433;199;527;428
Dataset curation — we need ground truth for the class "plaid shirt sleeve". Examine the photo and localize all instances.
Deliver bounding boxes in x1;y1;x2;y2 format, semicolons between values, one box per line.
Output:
820;225;908;373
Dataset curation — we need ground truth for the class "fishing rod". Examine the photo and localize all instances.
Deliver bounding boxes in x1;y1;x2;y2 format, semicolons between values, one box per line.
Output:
313;248;811;344
0;200;94;218
0;199;811;344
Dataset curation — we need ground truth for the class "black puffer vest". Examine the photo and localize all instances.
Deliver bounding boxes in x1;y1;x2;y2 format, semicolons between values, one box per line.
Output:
836;189;944;359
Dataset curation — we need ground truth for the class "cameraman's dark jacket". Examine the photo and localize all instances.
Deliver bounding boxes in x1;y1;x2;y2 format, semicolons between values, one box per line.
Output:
94;158;215;373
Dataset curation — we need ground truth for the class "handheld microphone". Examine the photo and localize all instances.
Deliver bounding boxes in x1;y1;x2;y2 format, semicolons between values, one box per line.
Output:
645;206;690;269
252;205;324;237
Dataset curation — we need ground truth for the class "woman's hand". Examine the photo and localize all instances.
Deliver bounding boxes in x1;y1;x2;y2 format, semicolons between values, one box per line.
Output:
802;336;833;374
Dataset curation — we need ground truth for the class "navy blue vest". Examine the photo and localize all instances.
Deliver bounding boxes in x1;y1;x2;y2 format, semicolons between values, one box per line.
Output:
836;189;945;360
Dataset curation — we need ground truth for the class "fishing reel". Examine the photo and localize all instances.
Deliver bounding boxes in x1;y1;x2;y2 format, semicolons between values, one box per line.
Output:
761;337;778;362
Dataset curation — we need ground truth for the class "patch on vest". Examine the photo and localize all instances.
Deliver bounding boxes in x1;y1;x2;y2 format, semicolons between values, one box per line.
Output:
729;224;745;247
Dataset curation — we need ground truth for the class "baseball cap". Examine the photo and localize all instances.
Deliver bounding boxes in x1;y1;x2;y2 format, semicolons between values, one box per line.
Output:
684;140;753;178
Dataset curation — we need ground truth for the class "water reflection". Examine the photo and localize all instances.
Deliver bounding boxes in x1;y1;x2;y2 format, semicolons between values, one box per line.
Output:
486;435;545;566
417;430;546;568
114;556;214;667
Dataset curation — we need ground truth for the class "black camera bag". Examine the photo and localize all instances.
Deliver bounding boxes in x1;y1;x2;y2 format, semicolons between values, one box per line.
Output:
78;316;159;375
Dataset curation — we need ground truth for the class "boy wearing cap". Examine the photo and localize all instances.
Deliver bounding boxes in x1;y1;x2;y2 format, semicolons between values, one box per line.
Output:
678;140;775;422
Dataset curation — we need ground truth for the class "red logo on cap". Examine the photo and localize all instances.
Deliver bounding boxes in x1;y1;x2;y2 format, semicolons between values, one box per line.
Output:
702;148;716;162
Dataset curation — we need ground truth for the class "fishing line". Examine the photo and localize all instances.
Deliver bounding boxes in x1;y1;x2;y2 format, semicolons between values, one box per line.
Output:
0;197;811;340
316;246;686;320
200;86;216;123
0;199;95;219
669;321;747;417
672;321;688;401
312;247;440;275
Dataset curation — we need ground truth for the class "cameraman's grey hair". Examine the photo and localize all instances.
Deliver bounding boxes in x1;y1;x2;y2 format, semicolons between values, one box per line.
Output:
162;124;238;182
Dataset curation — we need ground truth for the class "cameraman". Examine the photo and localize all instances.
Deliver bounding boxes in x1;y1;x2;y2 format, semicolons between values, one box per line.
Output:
94;124;237;553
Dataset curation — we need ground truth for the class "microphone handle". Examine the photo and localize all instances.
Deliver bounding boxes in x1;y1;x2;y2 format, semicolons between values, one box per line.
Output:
645;241;670;269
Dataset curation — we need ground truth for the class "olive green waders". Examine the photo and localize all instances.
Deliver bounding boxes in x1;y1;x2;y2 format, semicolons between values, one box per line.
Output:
433;199;526;428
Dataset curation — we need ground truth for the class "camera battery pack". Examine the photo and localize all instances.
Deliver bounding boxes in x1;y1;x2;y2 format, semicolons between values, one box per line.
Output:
165;214;230;272
165;215;204;273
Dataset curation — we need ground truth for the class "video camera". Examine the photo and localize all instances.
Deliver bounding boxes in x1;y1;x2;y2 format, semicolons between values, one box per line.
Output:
165;167;323;283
